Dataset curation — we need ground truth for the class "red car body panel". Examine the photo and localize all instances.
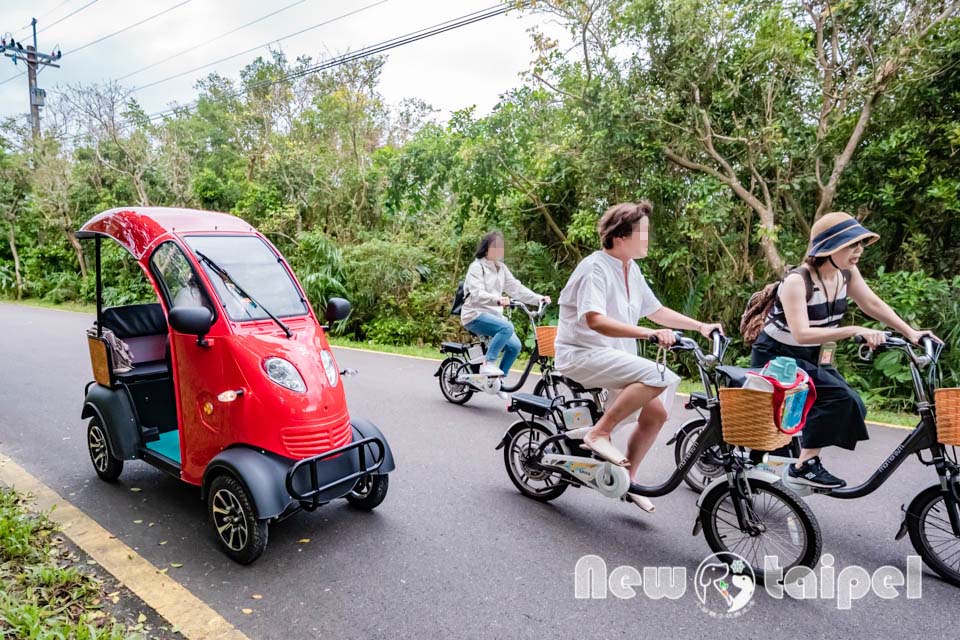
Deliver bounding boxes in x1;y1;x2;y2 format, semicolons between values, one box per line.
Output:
79;207;351;486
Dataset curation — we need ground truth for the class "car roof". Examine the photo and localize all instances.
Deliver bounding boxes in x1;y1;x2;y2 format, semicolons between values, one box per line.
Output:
77;207;257;259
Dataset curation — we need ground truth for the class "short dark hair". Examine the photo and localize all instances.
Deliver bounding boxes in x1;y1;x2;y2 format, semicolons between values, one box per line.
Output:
804;256;830;269
475;230;504;260
598;201;652;249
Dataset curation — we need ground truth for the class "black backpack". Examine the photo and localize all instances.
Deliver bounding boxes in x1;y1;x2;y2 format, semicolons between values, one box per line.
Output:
450;263;485;316
450;280;468;316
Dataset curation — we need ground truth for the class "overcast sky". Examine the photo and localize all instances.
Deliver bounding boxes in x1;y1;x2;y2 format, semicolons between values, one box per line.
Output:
0;0;570;126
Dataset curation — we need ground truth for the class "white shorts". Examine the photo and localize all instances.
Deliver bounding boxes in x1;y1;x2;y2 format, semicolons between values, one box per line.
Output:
557;347;681;433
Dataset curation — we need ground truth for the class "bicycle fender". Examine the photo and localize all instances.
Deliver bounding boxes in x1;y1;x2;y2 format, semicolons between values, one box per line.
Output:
695;468;781;509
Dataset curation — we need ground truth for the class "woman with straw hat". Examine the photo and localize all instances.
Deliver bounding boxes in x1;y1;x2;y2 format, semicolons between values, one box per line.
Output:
751;211;940;489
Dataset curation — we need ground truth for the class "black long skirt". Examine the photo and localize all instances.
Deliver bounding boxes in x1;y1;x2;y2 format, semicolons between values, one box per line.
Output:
750;332;868;451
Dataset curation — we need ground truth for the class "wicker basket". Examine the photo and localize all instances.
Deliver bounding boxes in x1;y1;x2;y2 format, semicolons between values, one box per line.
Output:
718;387;795;450
934;388;960;446
535;326;558;358
87;335;112;387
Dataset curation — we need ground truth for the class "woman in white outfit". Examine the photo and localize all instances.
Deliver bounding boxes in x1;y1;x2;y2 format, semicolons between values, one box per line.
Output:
461;231;550;377
554;202;723;512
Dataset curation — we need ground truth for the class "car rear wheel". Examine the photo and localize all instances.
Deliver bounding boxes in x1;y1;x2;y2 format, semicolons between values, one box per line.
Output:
87;418;123;482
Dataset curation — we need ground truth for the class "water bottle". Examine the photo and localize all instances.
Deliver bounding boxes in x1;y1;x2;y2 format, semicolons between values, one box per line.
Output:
781;389;807;431
762;356;797;384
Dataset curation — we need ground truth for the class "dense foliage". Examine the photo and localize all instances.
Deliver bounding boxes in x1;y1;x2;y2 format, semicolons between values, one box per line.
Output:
1;1;958;409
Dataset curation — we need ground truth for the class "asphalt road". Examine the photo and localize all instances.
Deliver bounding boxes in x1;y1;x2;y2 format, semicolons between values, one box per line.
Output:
0;303;957;639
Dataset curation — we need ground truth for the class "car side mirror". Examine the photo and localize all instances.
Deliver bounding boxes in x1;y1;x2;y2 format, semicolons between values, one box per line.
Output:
325;298;351;324
169;307;213;346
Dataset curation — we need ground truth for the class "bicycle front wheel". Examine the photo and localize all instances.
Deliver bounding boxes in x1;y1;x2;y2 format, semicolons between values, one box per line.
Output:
906;483;960;587
700;479;821;583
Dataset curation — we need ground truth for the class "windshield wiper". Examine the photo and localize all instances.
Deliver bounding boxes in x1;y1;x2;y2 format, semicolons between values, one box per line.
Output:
194;250;293;338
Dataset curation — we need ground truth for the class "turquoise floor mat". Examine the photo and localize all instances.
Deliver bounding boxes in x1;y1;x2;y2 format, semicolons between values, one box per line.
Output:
145;430;181;463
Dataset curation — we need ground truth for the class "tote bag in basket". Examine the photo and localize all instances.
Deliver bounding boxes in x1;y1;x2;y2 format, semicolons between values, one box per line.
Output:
719;369;817;450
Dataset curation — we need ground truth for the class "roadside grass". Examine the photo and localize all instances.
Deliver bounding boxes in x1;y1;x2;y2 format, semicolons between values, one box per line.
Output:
0;488;140;639
1;297;96;314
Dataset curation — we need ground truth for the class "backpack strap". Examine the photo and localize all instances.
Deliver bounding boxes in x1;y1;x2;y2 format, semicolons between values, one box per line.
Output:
782;266;815;302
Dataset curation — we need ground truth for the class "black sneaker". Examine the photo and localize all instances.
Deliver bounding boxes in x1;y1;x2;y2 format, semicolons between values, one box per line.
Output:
787;457;847;489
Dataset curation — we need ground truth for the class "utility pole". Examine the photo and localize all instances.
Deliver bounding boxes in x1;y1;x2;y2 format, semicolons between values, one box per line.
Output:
1;19;62;139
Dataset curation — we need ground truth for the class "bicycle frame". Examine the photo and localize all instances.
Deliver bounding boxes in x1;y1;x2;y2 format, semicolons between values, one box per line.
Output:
626;332;735;498
796;337;958;500
522;332;771;534
821;337;960;537
446;301;552;392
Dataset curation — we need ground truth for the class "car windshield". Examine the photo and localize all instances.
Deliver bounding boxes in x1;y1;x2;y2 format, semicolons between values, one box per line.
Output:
184;235;307;321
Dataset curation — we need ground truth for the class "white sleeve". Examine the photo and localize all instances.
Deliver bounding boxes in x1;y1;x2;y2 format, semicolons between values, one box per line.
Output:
502;264;541;305
464;261;501;305
576;264;609;321
636;273;663;318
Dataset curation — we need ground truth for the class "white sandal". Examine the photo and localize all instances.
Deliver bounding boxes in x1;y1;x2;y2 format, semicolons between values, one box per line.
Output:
581;435;630;467
624;493;656;513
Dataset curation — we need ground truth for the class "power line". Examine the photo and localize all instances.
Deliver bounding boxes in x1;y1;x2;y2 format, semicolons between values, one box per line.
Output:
0;1;193;88
64;0;193;56
14;0;77;35
117;0;311;82
133;0;390;93
55;2;527;143
143;2;527;125
36;0;100;36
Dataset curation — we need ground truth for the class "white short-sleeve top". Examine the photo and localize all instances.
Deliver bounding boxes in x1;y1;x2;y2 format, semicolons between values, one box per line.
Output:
555;250;662;366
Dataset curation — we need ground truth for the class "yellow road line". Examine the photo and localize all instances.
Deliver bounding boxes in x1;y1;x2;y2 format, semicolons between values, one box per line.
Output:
0;451;249;640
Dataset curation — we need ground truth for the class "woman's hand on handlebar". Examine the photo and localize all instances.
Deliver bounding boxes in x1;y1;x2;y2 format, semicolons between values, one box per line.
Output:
539;295;551;304
906;328;942;346
853;327;886;349
697;322;723;340
499;296;511;307
643;327;678;347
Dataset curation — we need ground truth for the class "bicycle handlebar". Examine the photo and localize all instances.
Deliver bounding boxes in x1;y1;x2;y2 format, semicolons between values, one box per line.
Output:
854;332;940;368
507;299;549;320
644;329;729;367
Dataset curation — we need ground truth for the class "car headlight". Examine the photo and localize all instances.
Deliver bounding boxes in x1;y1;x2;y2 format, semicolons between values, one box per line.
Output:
262;357;306;393
320;349;338;387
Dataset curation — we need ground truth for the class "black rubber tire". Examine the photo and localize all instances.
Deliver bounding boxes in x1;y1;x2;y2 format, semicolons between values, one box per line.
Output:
905;483;960;587
207;474;269;565
673;419;724;494
87;418;123;482
438;358;474;405
345;474;389;510
699;479;821;584
503;420;568;502
533;377;580;401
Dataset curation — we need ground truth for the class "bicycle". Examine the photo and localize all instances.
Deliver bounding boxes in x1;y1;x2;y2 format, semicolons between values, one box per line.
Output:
497;330;823;580
436;300;570;403
673;333;960;587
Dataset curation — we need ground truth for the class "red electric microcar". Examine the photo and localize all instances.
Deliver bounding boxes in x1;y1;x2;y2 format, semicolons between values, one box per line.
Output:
78;207;394;564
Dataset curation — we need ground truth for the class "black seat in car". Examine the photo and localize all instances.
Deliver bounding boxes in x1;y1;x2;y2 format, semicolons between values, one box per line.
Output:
99;303;170;380
99;303;177;434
